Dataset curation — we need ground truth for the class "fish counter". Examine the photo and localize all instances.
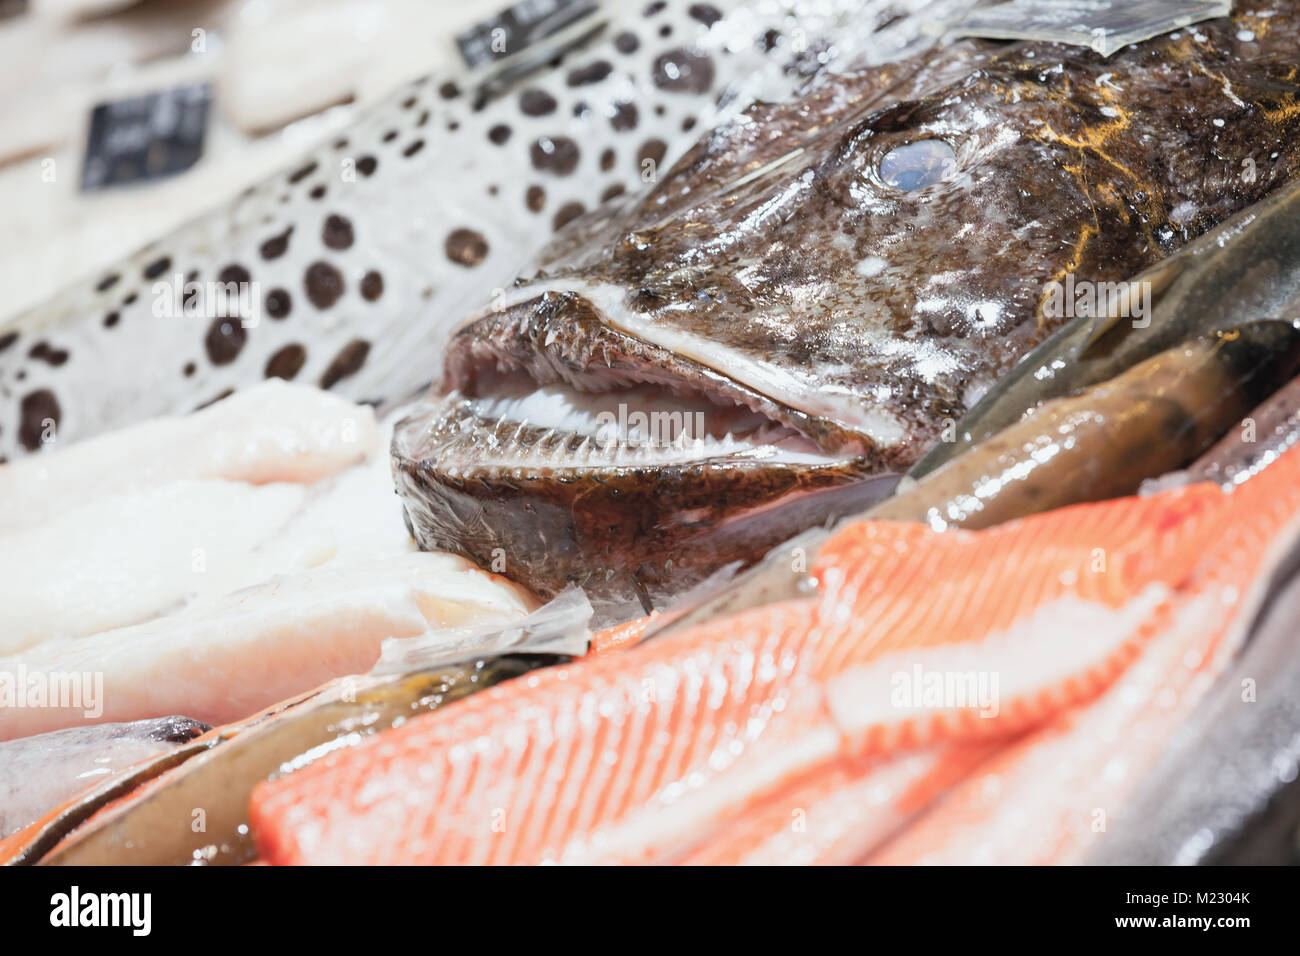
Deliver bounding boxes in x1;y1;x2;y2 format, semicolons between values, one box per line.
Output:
1;0;1300;870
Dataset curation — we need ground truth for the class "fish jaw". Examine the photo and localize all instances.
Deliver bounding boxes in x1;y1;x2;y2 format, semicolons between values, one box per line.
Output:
392;289;890;610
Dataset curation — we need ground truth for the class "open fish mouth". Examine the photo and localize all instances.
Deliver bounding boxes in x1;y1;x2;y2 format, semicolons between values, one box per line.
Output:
393;289;893;611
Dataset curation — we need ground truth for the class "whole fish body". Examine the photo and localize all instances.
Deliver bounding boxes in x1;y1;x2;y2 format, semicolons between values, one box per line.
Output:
0;0;968;463
395;3;1300;611
249;437;1300;865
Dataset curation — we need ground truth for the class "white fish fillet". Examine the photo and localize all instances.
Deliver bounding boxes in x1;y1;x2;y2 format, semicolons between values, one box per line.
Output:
0;479;316;654
0;379;378;535
0;553;538;740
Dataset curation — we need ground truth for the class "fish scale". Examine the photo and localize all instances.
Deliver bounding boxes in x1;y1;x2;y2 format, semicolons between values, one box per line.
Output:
0;0;969;462
249;435;1300;865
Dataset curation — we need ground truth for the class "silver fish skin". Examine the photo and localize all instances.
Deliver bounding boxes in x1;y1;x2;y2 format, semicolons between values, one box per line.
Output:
910;174;1300;480
1088;529;1300;865
0;0;970;462
0;716;209;839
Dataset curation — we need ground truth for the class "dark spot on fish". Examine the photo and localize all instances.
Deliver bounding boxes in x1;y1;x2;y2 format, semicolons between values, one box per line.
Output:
322;214;354;250
568;61;613;86
652;49;715;93
654;104;666;117
266;344;307;381
403;140;425;158
333;137;348;150
526;185;546;212
382;130;398;143
205;318;247;366
600;148;616;172
520;89;557;116
103;312;119;329
448;120;460;131
610;101;638;131
28;342;68;367
288;161;318;184
760;29;780;52
95;273;120;292
530;136;580;176
439;81;460;100
122;292;138;306
445;229;490;267
143;256;171;280
688;3;723;27
416;110;430;128
681;117;696;132
195;389;234;411
638;139;668;168
402;95;418;109
356;155;378;177
553;202;586;230
488;124;512;145
658;24;672;38
305;262;345;309
573;101;591;119
0;331;17;352
183;361;196;377
361;271;384;301
266;288;292;319
643;1;665;15
601;183;626;202
19;389;60;451
218;264;251;287
614;32;639;54
260;226;294;260
319;339;370;389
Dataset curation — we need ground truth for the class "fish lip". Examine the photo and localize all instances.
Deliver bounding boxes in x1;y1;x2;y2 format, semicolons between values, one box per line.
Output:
439;289;878;466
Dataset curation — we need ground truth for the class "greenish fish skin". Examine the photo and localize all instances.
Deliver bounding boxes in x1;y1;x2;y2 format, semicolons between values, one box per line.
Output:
872;323;1300;531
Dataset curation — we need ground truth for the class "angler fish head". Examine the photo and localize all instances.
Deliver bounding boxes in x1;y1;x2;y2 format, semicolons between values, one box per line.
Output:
395;17;1300;611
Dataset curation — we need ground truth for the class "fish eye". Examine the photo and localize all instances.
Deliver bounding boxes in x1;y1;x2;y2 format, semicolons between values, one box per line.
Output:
879;139;957;191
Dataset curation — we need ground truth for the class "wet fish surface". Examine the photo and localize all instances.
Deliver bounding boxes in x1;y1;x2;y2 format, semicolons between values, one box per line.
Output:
396;4;1300;610
0;0;966;463
871;324;1300;530
911;169;1300;480
251;438;1300;865
0;717;208;839
39;658;556;866
1086;522;1300;865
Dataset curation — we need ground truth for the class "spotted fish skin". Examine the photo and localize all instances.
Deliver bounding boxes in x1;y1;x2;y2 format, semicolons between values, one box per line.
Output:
395;3;1300;606
0;0;966;462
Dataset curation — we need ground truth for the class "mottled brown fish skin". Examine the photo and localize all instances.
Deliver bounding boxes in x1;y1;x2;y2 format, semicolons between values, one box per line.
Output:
408;4;1300;606
519;7;1300;456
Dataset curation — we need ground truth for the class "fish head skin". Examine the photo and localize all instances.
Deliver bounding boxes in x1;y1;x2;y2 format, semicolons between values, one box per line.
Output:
0;0;976;463
395;9;1300;610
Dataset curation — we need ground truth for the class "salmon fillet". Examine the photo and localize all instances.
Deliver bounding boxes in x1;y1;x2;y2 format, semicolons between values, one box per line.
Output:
249;443;1300;865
